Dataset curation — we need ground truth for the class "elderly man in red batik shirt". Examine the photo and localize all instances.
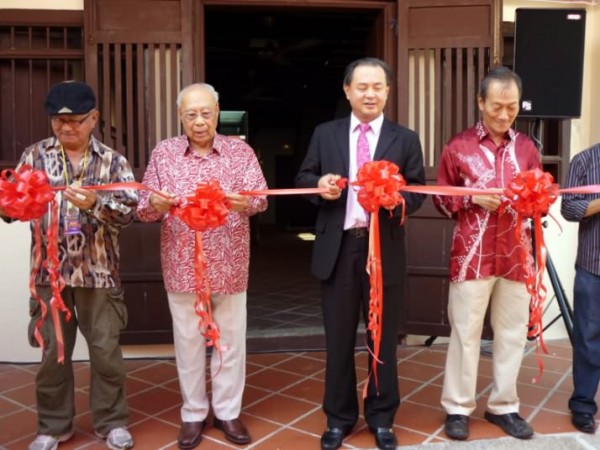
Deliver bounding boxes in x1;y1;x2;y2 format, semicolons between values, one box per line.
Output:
137;83;267;449
433;67;541;441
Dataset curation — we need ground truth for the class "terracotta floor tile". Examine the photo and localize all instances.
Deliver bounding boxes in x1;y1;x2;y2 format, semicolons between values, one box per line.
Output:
245;393;318;425
0;367;36;392
396;401;447;434
127;417;180;449
396;426;437;446
243;385;273;407
0;338;584;449
405;383;443;409
1;383;36;408
272;354;325;376
246;352;296;368
289;408;327;436
399;377;423;398
128;386;182;415
530;408;574;434
154;404;181;427
129;361;178;385
0;394;24;416
280;377;324;404
542;389;572;412
245;367;303;392
406;348;448;367
1;409;37;445
250;427;321;450
517;382;553;407
398;360;445;382
124;374;155;396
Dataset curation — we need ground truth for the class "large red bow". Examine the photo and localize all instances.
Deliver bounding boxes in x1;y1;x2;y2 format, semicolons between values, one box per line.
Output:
503;168;559;382
172;181;231;364
352;160;405;397
0;165;55;220
173;181;229;231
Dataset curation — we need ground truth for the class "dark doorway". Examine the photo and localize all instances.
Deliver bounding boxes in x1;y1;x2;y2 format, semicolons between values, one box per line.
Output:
205;7;379;350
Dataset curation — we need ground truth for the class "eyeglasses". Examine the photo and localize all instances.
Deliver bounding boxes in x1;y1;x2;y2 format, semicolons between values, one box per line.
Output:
182;110;215;122
51;111;94;128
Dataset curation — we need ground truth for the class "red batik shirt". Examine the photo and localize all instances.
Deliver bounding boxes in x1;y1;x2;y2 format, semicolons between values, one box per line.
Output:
137;134;268;294
433;122;541;283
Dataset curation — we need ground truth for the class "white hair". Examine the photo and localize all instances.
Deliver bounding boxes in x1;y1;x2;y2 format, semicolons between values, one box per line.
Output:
176;83;219;107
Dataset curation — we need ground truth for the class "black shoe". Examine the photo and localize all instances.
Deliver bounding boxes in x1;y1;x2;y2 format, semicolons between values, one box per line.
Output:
572;412;597;434
444;414;469;440
370;427;397;450
484;411;533;439
320;427;350;450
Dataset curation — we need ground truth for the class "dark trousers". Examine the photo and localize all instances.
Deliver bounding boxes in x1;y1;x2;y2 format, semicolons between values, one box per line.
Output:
321;232;400;431
569;266;600;415
32;286;130;435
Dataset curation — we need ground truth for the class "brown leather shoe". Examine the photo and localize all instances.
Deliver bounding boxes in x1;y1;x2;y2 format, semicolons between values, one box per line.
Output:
178;420;206;449
214;417;251;445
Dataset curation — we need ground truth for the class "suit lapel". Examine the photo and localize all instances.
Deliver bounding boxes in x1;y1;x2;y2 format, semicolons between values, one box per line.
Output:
335;118;351;176
374;119;398;161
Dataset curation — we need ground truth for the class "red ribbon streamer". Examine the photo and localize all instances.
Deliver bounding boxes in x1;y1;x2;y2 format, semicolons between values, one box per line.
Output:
171;181;229;366
351;161;405;397
1;166;69;362
503;168;558;382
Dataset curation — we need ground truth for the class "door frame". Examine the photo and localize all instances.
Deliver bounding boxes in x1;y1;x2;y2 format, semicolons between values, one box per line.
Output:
194;0;399;121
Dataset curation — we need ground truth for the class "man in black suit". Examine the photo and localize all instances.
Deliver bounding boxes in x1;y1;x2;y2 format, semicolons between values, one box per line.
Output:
295;57;426;450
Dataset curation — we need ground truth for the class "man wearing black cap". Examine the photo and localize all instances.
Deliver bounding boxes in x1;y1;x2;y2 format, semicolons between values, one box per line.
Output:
1;81;137;450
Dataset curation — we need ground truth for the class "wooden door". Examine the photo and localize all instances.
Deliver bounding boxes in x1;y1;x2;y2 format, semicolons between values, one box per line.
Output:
397;0;501;338
84;0;196;343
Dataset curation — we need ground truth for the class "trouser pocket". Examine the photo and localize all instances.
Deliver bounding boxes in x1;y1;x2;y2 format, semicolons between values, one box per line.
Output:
107;287;128;331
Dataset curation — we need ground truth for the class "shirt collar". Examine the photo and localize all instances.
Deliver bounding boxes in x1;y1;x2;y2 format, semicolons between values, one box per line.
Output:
475;120;516;143
182;133;223;156
350;113;384;135
47;135;103;156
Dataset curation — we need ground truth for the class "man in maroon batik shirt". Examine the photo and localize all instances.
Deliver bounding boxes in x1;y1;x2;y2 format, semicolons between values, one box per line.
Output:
434;67;541;441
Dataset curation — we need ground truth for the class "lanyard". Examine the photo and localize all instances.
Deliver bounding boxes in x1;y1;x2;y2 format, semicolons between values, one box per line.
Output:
60;144;89;186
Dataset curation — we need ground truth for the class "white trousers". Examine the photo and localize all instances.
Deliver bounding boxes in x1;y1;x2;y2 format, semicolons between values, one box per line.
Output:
167;292;247;422
441;277;530;416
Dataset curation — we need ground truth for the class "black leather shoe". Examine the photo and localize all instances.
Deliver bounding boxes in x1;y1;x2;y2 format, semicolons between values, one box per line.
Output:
572;412;597;434
370;427;397;450
320;427;349;450
178;420;206;449
444;414;469;440
484;411;533;439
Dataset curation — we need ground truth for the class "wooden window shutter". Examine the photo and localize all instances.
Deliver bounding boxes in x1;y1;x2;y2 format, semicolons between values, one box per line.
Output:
83;0;195;178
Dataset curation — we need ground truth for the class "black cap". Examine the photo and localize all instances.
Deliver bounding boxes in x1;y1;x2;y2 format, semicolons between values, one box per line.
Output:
44;81;96;115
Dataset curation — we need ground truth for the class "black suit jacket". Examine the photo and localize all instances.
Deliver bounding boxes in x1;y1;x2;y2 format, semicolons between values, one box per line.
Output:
295;117;426;281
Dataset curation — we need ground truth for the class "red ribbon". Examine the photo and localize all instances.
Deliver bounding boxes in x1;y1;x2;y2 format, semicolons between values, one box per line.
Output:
503;169;558;382
1;166;69;362
0;165;55;220
170;181;231;370
351;161;406;397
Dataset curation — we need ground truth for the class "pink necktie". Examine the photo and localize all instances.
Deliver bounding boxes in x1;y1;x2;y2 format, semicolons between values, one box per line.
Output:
357;123;371;169
357;123;371;223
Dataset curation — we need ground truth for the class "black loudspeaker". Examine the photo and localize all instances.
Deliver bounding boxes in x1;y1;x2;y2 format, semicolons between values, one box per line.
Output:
513;8;586;118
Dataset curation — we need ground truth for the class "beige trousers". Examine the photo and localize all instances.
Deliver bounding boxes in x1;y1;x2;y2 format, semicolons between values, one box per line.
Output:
441;277;530;416
167;292;247;422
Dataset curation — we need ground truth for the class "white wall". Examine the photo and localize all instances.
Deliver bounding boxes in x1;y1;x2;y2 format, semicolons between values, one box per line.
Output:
0;0;82;9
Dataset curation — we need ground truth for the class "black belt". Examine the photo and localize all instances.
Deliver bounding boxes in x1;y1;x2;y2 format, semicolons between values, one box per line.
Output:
344;227;368;238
